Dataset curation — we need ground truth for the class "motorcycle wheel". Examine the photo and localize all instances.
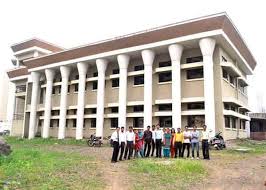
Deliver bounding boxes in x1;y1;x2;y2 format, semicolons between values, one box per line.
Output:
87;140;94;147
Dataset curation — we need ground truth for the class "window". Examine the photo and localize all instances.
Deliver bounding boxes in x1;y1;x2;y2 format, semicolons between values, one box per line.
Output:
74;84;78;92
75;75;79;80
159;61;171;67
230;106;236;112
186;56;203;63
187;102;204;110
224;103;230;110
68;85;70;93
231;117;236;129
52;87;56;94
159;72;172;83
73;109;77;115
229;75;235;86
73;119;77;128
133;105;144;112
93;72;98;77
224;116;230;128
111;118;118;128
92;81;98;90
40;89;44;104
186;68;204;79
112;69;119;74
50;120;54;128
240;120;246;130
133;117;144;128
159;116;172;128
58;86;61;94
91;118;96;128
111;107;118;113
187;115;205;127
134;65;144;71
91;108;97;114
112;79;119;87
222;56;228;62
134;75;144;85
222;69;228;80
158;104;172;111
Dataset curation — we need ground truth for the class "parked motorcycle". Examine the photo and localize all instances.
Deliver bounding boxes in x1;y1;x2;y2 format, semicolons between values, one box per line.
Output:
87;134;102;147
210;132;226;150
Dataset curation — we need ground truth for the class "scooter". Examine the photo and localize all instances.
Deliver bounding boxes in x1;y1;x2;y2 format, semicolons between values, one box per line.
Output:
87;134;102;147
210;132;226;150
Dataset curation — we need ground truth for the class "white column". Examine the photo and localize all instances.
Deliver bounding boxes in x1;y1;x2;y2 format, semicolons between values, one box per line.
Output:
58;66;71;139
6;82;16;135
76;62;89;140
141;49;155;130
168;44;183;130
199;38;216;137
43;69;55;138
117;54;130;128
96;59;108;137
28;72;41;139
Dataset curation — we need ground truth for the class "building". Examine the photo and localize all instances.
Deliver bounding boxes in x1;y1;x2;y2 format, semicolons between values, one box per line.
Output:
6;13;256;140
249;113;266;140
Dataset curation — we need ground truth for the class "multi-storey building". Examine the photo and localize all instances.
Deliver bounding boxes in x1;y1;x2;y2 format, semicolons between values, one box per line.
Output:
7;13;256;140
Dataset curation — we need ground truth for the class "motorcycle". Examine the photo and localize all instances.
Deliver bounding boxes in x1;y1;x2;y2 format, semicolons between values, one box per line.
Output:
210;132;226;150
87;134;103;147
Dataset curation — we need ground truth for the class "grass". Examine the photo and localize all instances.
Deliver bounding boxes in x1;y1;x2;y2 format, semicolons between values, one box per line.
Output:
129;158;206;190
0;138;105;190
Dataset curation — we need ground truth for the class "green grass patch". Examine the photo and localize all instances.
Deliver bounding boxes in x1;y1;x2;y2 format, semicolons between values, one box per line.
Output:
0;139;105;190
129;158;206;190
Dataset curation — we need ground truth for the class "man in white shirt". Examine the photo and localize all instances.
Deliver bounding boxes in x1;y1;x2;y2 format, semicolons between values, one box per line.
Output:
119;126;126;161
124;126;135;160
111;126;120;163
155;124;164;158
201;125;210;160
182;126;191;158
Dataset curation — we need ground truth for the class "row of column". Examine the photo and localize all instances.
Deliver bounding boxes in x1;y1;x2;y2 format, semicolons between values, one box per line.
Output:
28;37;216;139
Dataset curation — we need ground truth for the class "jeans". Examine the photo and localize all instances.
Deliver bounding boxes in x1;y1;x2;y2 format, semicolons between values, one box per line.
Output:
182;143;190;158
124;141;134;160
175;142;183;158
202;140;210;159
144;140;152;157
155;139;162;157
191;142;199;158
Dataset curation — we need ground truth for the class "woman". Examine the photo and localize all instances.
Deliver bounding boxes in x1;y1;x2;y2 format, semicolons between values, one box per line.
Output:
134;129;140;158
163;128;171;158
170;128;176;158
138;129;144;157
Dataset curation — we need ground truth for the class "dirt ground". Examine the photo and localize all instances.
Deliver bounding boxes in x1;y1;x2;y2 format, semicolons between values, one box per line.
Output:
47;144;266;190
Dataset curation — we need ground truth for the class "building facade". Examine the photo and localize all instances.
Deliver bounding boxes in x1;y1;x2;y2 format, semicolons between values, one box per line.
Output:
7;13;256;140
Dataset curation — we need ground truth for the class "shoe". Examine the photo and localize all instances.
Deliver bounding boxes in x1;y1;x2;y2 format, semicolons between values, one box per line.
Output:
197;157;200;160
111;161;116;163
119;158;122;161
191;157;194;159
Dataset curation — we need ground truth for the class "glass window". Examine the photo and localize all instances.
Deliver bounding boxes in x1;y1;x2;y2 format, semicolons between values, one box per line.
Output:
73;119;77;128
67;85;70;93
186;56;203;63
111;107;118;113
187;115;205;128
231;117;236;128
222;69;228;80
159;61;171;67
92;81;98;90
186;68;204;79
159;72;172;83
240;120;246;130
112;79;119;87
91;108;96;114
159;116;172;128
229;75;235;86
134;75;144;85
112;69;119;74
93;72;98;77
158;104;172;111
91;118;96;128
74;84;78;92
52;87;56;94
134;65;144;71
133;117;144;128
58;86;61;94
133;105;144;112
187;102;204;110
224;116;230;128
111;118;118;128
75;75;79;80
224;103;230;110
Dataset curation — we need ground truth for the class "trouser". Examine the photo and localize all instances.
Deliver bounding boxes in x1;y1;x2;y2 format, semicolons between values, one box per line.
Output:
182;143;190;158
124;141;134;160
191;142;199;158
144;139;152;157
170;145;175;158
202;140;210;159
119;142;125;160
155;139;162;157
111;141;119;162
175;142;183;158
151;140;155;156
163;148;170;157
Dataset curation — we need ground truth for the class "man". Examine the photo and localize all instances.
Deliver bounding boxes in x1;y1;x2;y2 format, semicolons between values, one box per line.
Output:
155;124;163;158
119;126;126;161
201;125;210;160
175;127;184;158
124;126;135;160
151;125;156;157
191;126;200;159
111;126;120;163
182;126;191;158
143;126;153;157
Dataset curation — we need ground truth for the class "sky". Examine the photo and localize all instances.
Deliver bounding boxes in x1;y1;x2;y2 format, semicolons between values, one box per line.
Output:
0;0;265;119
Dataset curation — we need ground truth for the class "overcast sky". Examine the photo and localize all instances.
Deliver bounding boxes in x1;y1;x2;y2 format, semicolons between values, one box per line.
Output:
0;0;265;113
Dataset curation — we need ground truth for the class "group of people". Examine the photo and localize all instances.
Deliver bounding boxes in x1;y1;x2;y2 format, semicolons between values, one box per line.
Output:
111;124;211;163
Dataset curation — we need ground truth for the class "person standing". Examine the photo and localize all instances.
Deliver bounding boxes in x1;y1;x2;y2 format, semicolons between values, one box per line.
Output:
119;126;126;161
191;126;200;159
170;128;176;158
134;129;140;158
174;127;184;158
124;126;135;160
163;128;171;158
111;126;120;163
151;125;156;157
138;129;144;157
201;125;210;160
155;124;163;158
182;126;191;158
143;126;153;157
